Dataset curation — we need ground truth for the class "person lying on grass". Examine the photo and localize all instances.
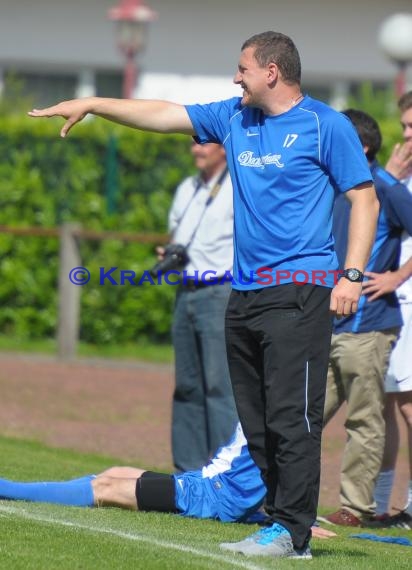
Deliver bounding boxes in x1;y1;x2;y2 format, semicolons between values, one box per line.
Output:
0;422;335;539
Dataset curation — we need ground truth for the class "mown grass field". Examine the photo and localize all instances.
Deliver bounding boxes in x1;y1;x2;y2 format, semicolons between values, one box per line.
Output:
0;335;174;364
0;436;411;569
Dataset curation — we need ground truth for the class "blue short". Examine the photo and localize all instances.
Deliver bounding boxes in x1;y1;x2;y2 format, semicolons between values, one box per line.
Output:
174;470;262;522
136;470;262;523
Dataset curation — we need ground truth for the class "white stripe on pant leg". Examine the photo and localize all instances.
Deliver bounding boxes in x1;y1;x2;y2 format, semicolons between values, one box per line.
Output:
305;361;311;432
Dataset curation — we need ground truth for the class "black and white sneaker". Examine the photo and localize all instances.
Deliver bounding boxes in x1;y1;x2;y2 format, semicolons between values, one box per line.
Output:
371;510;412;530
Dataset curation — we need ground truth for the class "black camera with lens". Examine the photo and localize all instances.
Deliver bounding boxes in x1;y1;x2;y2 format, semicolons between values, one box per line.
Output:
149;244;190;277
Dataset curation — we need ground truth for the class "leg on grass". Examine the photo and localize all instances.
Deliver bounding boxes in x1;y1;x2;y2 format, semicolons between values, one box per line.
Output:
92;467;146;510
0;466;145;509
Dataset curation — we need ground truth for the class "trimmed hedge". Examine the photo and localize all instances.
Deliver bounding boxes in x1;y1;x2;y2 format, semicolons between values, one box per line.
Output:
0;115;194;344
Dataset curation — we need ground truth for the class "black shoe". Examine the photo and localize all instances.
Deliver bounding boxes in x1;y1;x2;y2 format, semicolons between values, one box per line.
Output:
370;510;412;530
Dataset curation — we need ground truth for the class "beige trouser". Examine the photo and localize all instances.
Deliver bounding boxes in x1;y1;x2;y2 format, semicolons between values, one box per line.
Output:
324;329;399;518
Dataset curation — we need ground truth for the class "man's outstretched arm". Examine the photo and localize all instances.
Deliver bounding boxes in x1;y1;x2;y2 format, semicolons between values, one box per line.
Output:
28;97;196;138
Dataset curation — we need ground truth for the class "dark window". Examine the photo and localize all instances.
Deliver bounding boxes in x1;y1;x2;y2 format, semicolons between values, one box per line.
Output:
96;71;122;98
4;71;77;108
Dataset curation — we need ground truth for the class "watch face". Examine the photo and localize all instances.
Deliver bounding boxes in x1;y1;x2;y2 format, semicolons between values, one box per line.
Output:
346;268;362;282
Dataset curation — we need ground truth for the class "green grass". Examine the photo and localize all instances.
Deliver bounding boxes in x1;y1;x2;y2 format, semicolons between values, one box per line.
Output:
0;334;174;364
0;436;411;569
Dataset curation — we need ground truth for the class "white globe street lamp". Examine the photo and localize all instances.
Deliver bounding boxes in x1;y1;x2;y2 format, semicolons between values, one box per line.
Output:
378;13;412;98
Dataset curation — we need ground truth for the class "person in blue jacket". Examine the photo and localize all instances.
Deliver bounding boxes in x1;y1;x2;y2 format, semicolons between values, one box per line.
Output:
323;109;412;527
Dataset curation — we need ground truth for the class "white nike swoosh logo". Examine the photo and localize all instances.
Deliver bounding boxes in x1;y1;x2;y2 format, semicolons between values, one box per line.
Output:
177;478;184;489
246;131;259;137
395;376;411;384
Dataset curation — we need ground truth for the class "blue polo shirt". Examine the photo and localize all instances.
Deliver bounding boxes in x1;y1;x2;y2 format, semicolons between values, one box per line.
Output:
185;96;372;290
333;161;412;334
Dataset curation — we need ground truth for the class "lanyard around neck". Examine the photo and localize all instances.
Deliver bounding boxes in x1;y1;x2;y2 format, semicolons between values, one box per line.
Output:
173;166;229;248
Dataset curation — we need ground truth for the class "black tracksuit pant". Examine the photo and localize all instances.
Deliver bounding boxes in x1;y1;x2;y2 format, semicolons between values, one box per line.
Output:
225;283;332;550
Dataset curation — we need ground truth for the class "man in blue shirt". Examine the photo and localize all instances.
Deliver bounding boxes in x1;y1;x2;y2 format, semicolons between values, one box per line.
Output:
323;109;412;527
373;92;412;529
28;31;378;559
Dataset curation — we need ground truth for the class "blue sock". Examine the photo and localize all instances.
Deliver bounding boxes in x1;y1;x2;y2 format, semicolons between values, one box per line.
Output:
0;475;95;507
374;470;394;515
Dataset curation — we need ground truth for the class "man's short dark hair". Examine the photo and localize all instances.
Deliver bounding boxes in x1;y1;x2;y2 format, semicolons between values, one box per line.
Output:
241;31;301;85
398;91;412;113
342;108;382;162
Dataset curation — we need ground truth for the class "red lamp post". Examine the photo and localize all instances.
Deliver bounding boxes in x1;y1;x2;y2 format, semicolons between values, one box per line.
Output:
108;0;157;99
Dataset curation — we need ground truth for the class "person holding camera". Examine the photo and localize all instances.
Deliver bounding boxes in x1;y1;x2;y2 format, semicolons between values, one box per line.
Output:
160;141;238;472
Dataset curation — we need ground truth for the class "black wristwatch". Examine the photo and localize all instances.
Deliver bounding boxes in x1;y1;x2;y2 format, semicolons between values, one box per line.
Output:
341;268;364;283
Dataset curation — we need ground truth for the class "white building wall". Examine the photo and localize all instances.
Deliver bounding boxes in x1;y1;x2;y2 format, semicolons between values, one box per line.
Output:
0;0;411;103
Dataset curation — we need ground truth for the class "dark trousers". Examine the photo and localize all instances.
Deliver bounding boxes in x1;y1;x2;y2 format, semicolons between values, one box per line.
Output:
225;284;332;549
